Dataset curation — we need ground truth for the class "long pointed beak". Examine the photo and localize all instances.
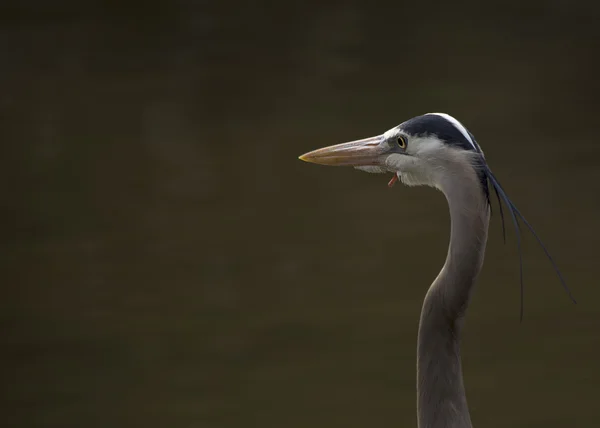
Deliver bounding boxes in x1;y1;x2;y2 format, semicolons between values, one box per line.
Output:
298;136;384;166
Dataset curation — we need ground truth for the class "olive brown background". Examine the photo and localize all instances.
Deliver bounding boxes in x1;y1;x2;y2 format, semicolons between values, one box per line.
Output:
2;1;599;427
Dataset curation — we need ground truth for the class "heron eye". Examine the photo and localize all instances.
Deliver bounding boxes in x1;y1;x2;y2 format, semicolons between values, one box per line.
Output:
396;136;407;149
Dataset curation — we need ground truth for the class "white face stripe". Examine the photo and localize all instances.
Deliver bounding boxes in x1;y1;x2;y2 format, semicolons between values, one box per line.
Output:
426;113;477;151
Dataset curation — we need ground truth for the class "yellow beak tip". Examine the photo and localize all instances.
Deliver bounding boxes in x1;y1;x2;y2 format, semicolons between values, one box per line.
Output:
298;154;309;162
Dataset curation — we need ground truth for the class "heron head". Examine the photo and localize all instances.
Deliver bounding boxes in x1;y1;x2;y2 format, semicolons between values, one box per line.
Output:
299;113;487;194
299;112;576;316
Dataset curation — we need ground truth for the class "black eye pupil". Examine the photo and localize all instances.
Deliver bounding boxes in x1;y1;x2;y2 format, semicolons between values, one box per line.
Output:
397;136;406;148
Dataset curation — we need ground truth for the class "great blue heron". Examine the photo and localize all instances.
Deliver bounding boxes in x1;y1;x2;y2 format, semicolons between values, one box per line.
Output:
298;113;575;428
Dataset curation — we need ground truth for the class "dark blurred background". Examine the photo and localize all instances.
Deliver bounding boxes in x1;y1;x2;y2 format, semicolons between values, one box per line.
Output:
2;1;599;427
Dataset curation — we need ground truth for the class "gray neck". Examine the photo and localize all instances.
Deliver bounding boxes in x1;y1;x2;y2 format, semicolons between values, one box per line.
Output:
417;182;490;428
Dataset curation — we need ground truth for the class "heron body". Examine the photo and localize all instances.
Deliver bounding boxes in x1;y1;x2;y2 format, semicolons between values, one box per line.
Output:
299;113;574;428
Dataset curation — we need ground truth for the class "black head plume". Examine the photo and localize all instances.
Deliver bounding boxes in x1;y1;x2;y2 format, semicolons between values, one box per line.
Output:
481;161;576;320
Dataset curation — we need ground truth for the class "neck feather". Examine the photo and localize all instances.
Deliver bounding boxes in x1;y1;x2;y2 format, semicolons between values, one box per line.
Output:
416;178;490;428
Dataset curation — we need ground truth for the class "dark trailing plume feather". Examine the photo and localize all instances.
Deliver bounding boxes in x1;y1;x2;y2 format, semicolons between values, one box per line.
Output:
492;185;507;244
481;162;576;321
